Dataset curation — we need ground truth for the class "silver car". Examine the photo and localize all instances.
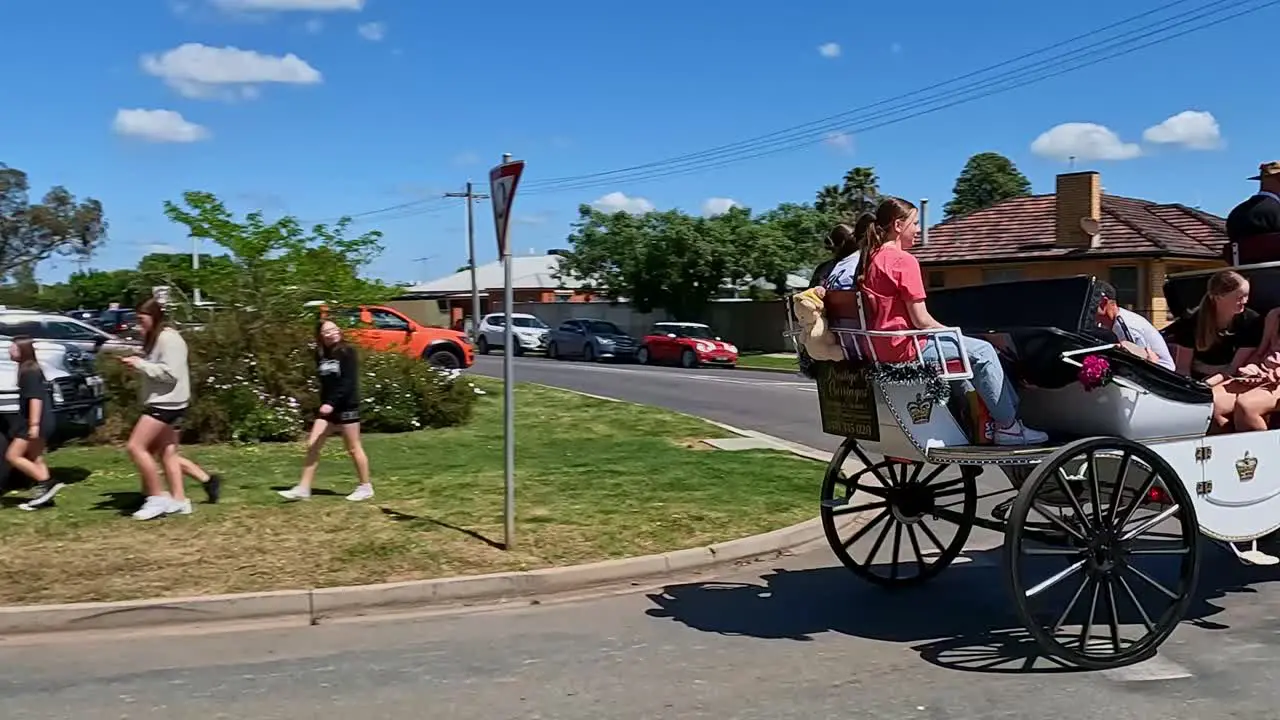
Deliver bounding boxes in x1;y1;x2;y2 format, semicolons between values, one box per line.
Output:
0;310;140;355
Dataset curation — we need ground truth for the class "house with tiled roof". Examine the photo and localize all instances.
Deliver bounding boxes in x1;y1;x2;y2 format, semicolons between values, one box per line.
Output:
914;171;1228;326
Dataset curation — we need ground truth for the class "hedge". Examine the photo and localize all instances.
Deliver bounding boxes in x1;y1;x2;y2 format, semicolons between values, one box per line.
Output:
91;315;479;444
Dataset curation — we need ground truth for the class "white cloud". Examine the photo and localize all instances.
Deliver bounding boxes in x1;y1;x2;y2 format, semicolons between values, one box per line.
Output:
212;0;364;11
112;109;210;143
1030;122;1141;162
303;17;324;33
592;192;654;215
141;43;322;100
702;198;739;217
823;131;854;153
1142;110;1222;150
357;21;387;41
817;42;841;58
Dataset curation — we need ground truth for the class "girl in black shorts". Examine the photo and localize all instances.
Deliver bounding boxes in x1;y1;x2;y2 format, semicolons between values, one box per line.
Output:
8;337;60;510
278;319;373;501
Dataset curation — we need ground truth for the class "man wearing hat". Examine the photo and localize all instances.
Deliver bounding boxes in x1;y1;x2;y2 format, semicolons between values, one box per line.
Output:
1090;281;1175;370
1226;161;1280;262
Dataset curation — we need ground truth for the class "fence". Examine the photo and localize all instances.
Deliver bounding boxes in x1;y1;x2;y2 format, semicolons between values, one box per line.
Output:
511;300;795;353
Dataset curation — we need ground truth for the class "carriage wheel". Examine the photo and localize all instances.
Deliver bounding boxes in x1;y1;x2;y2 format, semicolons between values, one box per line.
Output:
1004;437;1200;670
821;437;978;588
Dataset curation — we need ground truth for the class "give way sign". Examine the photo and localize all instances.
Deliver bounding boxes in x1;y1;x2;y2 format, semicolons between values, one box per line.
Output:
489;159;526;257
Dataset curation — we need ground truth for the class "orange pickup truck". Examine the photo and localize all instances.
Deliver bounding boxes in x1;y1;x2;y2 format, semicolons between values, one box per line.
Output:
324;305;475;369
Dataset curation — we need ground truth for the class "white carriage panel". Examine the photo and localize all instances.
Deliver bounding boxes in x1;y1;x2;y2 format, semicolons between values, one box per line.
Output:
1017;383;1212;442
1191;432;1280;542
877;383;969;460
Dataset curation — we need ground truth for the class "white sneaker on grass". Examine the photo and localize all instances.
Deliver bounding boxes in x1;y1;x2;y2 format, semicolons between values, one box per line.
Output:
133;495;173;521
277;486;312;501
345;484;374;502
168;498;193;516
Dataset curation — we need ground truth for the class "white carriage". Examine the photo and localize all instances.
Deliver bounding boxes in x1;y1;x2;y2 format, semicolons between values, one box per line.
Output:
799;269;1280;670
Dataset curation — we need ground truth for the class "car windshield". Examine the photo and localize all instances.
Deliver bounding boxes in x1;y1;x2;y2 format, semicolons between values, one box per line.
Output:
586;321;622;335
512;317;548;329
660;325;714;339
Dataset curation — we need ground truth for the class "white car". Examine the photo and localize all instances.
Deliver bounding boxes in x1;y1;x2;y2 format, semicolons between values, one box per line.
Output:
475;312;551;355
0;309;139;355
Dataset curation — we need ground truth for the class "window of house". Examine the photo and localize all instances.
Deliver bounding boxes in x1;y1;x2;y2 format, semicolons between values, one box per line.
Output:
981;268;1024;284
1108;266;1140;311
927;271;946;289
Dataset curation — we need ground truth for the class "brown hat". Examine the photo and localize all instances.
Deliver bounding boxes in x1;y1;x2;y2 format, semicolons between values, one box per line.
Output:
1249;161;1280;181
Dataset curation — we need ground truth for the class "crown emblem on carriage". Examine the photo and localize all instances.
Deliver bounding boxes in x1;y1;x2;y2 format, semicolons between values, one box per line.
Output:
906;393;933;424
1236;452;1258;482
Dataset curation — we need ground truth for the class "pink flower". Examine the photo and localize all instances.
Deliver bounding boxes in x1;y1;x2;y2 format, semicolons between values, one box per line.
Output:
1078;355;1112;391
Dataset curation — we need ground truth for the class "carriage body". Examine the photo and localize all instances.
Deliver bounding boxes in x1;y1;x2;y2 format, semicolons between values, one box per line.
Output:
802;268;1280;670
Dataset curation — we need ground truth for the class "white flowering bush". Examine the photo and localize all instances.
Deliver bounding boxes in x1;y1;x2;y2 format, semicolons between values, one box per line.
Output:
92;313;476;444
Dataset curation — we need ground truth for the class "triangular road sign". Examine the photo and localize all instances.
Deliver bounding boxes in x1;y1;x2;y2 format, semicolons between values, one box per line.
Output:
489;160;526;257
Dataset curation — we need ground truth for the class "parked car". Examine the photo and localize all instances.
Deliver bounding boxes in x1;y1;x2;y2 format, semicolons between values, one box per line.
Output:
0;310;140;355
323;305;475;369
0;337;107;486
96;308;139;338
475;312;551;356
638;322;739;368
547;319;638;362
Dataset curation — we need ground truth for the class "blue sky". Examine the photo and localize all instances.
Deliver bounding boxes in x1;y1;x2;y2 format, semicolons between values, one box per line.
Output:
5;0;1277;285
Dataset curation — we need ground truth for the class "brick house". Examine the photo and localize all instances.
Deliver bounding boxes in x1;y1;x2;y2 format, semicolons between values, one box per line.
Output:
914;171;1228;326
391;253;595;328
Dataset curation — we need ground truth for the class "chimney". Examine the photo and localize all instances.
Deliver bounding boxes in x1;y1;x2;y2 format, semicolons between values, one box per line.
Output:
1055;171;1101;248
919;198;929;246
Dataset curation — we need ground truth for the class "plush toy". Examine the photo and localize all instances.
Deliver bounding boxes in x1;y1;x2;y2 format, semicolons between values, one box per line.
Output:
791;287;845;362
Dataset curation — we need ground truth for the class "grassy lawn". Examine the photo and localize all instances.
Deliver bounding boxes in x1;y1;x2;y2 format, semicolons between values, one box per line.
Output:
0;380;822;606
736;353;800;373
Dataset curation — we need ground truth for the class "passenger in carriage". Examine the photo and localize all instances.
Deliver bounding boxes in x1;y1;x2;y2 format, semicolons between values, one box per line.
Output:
1090;281;1175;370
1160;269;1264;431
819;214;873;291
855;197;1048;446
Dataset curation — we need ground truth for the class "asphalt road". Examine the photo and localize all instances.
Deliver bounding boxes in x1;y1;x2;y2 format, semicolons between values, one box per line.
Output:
6;354;1280;718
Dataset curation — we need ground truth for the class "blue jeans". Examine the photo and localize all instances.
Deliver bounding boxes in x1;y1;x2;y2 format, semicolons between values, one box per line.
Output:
919;335;1018;425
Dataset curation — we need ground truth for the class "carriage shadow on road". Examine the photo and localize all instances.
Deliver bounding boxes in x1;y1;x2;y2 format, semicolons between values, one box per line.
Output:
644;543;1271;675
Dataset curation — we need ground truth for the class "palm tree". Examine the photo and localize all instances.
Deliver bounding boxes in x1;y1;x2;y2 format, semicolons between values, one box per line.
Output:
815;184;846;216
841;167;880;216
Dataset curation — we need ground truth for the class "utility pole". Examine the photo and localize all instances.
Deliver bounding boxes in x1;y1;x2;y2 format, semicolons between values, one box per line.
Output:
444;182;489;341
191;236;202;306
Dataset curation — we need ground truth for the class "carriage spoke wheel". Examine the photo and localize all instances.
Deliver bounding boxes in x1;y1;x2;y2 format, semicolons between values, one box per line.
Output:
1004;437;1200;670
821;438;977;587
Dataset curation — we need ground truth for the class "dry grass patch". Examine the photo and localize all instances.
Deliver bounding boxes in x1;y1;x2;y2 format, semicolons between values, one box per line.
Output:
0;380;822;605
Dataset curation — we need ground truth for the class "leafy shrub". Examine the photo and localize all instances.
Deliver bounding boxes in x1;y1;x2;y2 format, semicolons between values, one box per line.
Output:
91;312;478;445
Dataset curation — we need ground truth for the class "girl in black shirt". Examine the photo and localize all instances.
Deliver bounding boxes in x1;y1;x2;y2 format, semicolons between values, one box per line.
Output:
7;337;60;509
278;319;373;502
1162;269;1264;431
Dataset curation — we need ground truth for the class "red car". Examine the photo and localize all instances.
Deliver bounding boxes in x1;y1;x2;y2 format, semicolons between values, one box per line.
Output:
638;322;739;368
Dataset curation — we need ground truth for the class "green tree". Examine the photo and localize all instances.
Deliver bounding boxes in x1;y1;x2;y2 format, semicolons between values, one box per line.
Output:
813;166;881;221
943;152;1032;219
66;268;146;309
752;203;841;292
0;163;107;279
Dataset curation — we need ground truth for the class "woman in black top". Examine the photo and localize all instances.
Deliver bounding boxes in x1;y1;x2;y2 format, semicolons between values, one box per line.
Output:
1161;269;1264;431
7;337;60;509
278;319;373;502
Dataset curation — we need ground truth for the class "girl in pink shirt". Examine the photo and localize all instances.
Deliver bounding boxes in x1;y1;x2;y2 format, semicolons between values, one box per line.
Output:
856;197;1047;446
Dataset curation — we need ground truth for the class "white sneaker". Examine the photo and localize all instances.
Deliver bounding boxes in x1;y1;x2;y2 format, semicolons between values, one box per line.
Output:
278;486;311;501
133;495;173;521
345;484;374;502
167;498;193;515
994;420;1049;446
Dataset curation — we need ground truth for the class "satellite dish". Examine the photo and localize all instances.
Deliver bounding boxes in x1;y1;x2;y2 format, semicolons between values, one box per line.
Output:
1079;217;1101;236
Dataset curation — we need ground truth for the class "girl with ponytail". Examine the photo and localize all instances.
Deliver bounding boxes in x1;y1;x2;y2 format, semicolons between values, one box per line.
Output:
857;197;1047;446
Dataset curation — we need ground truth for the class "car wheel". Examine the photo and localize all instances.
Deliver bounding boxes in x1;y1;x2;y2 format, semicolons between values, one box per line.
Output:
548;342;560;360
637;346;650;365
680;349;697;369
477;337;489;355
426;347;462;369
583;344;596;363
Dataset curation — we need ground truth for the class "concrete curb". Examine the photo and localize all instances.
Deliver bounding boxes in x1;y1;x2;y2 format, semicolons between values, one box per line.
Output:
0;392;860;637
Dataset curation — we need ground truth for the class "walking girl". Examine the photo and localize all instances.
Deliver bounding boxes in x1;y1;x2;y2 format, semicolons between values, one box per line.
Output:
8;337;60;510
278;319;373;502
121;297;221;520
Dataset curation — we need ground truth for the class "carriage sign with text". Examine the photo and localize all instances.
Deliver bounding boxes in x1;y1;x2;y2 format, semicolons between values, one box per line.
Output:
794;264;1280;670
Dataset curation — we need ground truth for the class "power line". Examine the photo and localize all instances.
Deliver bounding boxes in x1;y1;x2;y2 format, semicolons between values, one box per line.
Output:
521;0;1274;195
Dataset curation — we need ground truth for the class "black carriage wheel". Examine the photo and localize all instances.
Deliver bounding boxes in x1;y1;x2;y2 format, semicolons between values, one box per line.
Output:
821;437;978;588
1003;437;1200;671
